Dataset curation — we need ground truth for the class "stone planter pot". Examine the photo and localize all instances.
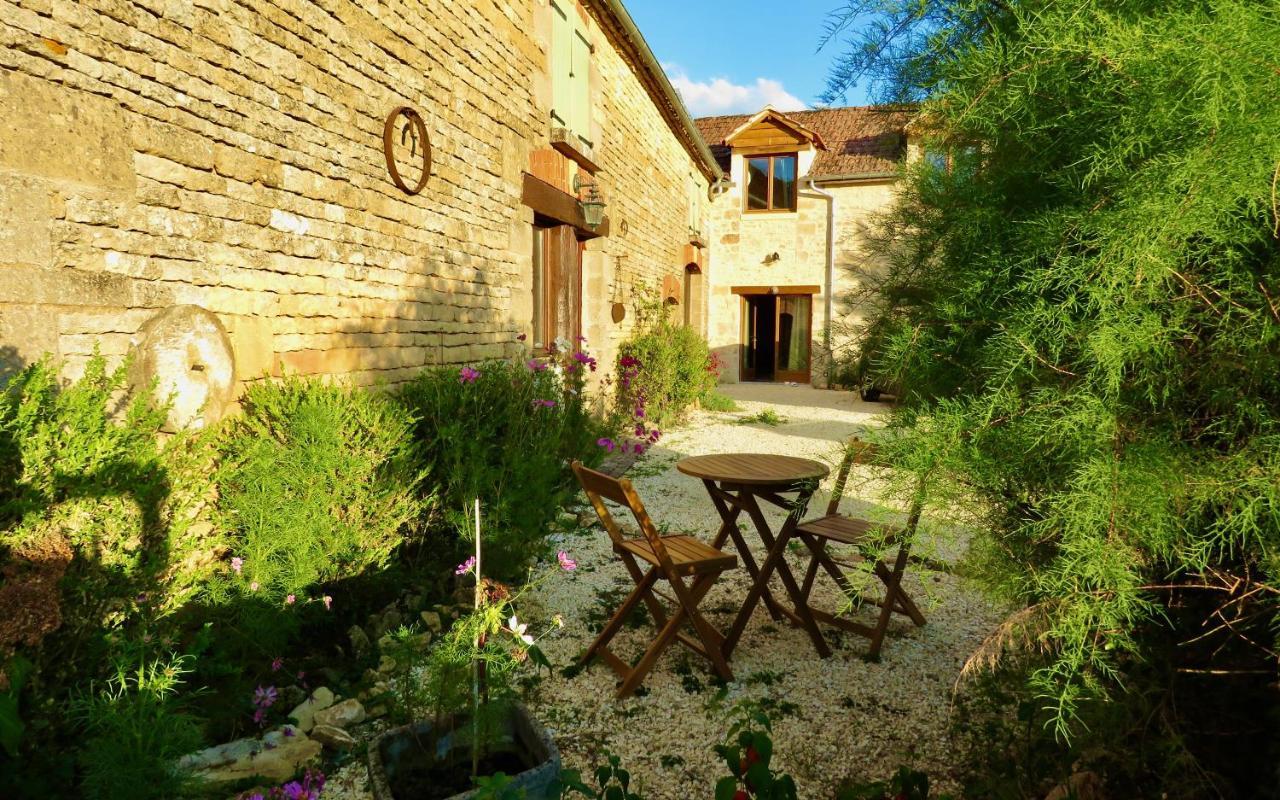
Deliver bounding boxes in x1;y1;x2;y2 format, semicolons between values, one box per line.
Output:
367;703;560;800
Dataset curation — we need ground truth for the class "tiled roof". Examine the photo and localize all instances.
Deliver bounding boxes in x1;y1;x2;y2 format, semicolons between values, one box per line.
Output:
694;105;915;179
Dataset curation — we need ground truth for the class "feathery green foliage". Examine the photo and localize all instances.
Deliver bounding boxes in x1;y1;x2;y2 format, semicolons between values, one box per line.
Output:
217;375;426;602
829;0;1280;793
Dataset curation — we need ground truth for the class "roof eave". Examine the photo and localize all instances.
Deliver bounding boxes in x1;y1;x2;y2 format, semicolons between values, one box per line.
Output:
590;0;723;182
808;170;900;183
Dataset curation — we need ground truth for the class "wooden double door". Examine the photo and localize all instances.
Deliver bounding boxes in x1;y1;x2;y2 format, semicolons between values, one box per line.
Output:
740;291;813;383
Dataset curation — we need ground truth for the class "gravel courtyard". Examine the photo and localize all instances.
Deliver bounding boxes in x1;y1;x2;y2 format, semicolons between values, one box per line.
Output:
526;383;1007;798
324;383;1006;799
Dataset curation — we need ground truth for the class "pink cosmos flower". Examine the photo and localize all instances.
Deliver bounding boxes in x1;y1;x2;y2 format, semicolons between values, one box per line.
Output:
557;551;577;571
527;359;548;371
596;437;616;453
533;399;557;408
456;555;477;575
459;366;480;384
271;657;284;672
285;594;296;605
230;556;243;574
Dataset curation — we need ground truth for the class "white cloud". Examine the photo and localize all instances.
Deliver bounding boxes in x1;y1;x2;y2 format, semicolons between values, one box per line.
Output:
664;65;807;117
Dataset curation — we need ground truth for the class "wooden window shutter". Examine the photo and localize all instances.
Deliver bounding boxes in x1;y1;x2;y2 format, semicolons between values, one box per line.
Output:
570;27;591;143
550;1;571;128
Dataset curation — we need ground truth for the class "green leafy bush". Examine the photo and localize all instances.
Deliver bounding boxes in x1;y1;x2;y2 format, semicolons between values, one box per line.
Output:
617;294;719;429
70;652;203;800
396;355;602;579
216;375;426;603
0;355;220;794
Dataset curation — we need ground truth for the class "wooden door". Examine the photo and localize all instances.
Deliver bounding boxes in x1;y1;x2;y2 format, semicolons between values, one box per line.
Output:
740;295;758;381
540;225;582;348
773;294;812;384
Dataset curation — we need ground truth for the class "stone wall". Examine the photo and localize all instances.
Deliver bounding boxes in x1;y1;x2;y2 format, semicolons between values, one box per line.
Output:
0;0;710;392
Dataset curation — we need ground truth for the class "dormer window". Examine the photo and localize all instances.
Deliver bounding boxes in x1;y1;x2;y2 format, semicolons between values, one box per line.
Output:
745;153;798;212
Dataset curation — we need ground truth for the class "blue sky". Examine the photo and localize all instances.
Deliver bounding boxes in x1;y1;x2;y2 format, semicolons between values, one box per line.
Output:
625;0;872;118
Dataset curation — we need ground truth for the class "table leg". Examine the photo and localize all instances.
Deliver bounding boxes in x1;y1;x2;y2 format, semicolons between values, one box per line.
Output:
739;490;832;659
704;480;785;621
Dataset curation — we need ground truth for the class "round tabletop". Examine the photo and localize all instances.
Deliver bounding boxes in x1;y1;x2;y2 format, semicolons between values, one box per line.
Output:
676;453;830;487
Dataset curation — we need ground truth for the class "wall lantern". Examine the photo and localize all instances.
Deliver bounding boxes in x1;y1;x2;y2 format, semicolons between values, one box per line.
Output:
573;173;606;230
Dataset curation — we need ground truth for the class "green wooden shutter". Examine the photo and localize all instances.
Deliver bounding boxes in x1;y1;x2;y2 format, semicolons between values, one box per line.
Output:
570;27;591;143
550;1;570;128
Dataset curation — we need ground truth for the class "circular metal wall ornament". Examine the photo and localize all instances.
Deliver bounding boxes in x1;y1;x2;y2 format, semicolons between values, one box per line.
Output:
383;106;431;195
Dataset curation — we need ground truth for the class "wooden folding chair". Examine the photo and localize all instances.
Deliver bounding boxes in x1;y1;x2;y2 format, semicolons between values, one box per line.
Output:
571;461;738;697
794;438;927;659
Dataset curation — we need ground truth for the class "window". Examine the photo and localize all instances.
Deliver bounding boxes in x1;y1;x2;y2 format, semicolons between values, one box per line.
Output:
745;154;798;212
531;224;582;349
551;0;592;146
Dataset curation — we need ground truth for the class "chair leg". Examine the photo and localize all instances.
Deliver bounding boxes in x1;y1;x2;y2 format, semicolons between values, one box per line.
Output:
672;572;734;682
582;567;658;667
867;548;913;660
616;602;688;698
873;555;926;626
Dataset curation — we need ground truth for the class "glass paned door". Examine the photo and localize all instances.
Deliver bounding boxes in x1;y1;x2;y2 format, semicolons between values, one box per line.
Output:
775;294;811;383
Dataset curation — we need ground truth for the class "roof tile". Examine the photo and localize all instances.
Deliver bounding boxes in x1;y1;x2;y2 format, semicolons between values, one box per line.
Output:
694;105;914;178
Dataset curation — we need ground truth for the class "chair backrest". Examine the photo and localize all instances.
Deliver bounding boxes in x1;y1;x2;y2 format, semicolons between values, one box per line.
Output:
827;437;926;545
826;437;880;516
571;461;674;567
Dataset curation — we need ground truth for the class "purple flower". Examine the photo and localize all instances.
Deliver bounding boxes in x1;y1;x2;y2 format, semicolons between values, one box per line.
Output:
230;556;243;574
282;782;305;800
271;657;283;672
596;437;616;453
456;555;477;575
527;359;547;372
533;399;557;408
253;708;267;726
459;366;480;384
253;685;278;708
572;351;598;372
283;726;296;737
633;443;645;455
620;355;641;369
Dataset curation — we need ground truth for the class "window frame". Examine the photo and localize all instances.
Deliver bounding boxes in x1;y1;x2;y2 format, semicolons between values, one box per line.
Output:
743;152;799;214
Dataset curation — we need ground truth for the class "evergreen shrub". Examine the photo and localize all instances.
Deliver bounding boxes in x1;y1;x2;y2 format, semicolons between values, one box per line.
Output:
616;294;719;428
216;375;426;605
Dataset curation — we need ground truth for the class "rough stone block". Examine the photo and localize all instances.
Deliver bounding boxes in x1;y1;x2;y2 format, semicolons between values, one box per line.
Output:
0;69;134;191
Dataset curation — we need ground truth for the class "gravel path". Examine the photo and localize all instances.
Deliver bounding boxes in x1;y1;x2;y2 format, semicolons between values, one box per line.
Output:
324;385;1006;799
527;384;1006;798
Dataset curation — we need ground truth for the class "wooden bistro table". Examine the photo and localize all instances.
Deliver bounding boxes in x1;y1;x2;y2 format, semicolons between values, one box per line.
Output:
676;453;834;659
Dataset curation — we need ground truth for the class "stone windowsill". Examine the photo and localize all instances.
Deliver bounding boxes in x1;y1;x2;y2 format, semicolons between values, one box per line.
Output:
550;127;601;174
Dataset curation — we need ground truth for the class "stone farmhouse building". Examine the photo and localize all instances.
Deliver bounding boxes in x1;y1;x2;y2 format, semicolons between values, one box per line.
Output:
0;0;717;415
0;0;917;418
693;106;917;387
